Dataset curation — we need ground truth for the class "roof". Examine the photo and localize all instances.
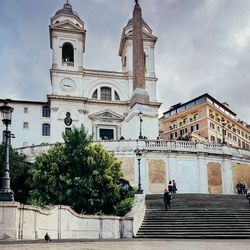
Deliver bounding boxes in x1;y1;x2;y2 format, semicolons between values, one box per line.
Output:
0;99;48;106
55;2;79;17
163;93;237;117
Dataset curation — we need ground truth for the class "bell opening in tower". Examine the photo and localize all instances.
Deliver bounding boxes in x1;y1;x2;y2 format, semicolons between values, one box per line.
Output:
62;42;74;66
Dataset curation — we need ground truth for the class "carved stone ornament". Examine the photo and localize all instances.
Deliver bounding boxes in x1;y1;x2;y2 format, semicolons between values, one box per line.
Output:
51;107;59;112
64;112;72;126
78;109;89;114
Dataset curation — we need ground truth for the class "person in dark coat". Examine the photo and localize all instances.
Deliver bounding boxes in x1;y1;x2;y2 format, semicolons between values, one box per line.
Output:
163;189;172;210
168;181;173;194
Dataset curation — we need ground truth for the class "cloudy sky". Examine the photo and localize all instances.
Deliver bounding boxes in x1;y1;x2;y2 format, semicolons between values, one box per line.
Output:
0;0;250;122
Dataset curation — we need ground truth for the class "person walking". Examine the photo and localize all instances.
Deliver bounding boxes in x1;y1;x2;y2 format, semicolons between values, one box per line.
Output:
168;181;173;194
173;180;177;193
163;189;172;210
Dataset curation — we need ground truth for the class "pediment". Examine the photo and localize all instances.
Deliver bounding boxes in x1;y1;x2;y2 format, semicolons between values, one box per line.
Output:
53;20;83;31
124;29;157;41
89;110;124;122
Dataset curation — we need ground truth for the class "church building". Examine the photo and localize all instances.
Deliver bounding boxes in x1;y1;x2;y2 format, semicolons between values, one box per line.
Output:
0;1;161;149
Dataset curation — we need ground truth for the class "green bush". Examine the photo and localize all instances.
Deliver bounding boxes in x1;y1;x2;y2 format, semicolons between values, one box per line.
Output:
114;197;134;216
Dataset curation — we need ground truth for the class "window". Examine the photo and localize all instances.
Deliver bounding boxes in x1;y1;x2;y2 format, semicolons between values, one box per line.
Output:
171;122;177;129
62;42;74;66
242;141;246;149
183;118;188;124
23;122;28;129
100;87;111;100
170;132;177;139
233;135;237;141
180;128;188;136
228;132;232;139
92;89;98;99
193;113;199;120
217;138;222;144
210;122;215;129
217;126;221;132
210;135;215;142
42;106;50;117
100;129;114;140
42;123;50;136
24;107;28;113
191;124;199;132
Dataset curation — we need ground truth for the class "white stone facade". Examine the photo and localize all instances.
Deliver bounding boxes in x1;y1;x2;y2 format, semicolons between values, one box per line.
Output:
17;140;250;194
0;3;160;148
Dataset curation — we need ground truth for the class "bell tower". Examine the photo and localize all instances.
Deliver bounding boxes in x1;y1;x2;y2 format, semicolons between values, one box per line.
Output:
122;1;161;140
49;2;86;95
119;3;157;79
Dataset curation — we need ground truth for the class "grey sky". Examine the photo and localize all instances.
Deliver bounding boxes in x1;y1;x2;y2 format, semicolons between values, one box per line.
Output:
0;0;249;122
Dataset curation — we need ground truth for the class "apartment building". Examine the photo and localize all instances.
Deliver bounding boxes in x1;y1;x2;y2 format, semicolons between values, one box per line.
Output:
160;93;250;150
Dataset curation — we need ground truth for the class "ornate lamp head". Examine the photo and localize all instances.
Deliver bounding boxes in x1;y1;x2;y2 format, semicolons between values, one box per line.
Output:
0;101;14;126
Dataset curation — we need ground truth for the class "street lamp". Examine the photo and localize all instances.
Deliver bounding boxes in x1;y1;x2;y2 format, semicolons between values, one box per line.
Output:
0;101;14;201
221;118;227;145
135;149;143;194
138;111;143;139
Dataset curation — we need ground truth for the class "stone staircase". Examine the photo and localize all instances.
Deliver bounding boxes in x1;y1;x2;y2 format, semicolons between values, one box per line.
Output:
136;193;250;239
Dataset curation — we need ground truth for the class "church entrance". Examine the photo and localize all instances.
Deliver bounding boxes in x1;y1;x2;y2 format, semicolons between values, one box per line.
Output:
100;128;114;140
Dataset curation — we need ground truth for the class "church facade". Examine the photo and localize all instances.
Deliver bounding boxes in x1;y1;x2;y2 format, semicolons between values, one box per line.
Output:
0;2;160;149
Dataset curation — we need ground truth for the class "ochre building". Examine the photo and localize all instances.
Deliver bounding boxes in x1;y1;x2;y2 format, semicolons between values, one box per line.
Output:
160;93;250;150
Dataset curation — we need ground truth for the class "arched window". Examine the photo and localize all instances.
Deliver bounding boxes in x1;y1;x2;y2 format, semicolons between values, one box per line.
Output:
42;106;50;117
42;123;50;136
62;42;74;66
100;87;111;100
92;89;98;99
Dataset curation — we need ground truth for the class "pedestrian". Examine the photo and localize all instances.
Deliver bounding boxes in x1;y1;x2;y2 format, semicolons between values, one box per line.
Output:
236;182;244;194
173;180;177;193
168;180;173;194
163;189;172;210
242;181;248;195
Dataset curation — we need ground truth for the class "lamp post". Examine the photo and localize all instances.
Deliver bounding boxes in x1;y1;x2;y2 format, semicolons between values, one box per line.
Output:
0;101;14;201
135;149;143;194
138;111;143;139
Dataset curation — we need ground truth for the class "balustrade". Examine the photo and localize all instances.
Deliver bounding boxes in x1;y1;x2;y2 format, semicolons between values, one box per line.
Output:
16;139;250;162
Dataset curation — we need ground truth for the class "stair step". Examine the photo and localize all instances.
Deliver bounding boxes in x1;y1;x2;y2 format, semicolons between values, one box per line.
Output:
136;194;250;239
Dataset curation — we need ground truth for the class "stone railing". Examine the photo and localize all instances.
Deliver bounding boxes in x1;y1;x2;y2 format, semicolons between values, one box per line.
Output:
16;140;250;162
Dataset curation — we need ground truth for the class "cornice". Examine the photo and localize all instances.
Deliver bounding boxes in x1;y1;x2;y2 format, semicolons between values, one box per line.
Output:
47;94;161;108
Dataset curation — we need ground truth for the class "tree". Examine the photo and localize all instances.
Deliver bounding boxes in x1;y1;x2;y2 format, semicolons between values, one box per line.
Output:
28;126;131;214
0;144;31;203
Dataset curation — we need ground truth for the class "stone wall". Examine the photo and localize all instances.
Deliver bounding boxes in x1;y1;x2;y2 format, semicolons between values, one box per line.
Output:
0;195;145;240
17;140;250;194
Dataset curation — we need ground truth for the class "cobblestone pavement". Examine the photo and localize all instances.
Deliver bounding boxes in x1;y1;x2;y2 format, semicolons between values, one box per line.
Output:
1;239;250;250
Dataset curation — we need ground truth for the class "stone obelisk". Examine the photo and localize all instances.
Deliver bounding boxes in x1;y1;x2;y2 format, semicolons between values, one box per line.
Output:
130;1;149;107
